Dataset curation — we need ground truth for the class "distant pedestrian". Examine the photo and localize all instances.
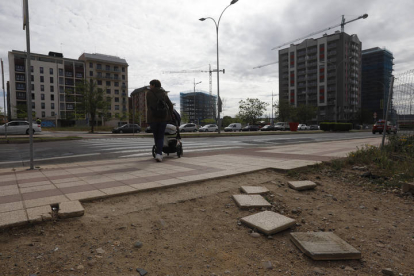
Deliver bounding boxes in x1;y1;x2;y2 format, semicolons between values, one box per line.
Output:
146;79;174;162
36;118;41;125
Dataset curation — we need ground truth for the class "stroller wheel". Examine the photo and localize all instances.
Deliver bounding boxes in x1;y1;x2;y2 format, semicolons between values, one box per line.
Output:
152;145;156;158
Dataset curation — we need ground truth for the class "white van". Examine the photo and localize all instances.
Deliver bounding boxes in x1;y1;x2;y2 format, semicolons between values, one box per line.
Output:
224;123;242;132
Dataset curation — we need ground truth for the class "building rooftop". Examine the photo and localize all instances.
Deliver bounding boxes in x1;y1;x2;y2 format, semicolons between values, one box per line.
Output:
362;47;394;56
80;53;128;65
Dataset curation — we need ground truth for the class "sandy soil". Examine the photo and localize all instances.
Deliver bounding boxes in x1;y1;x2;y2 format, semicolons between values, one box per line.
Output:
1;167;413;276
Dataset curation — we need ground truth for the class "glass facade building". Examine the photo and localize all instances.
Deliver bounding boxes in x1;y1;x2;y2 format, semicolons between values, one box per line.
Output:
180;90;217;124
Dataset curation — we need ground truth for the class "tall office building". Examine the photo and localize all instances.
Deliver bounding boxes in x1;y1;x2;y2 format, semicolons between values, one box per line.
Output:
180;90;217;124
361;47;394;120
8;50;85;126
78;53;129;127
279;31;362;123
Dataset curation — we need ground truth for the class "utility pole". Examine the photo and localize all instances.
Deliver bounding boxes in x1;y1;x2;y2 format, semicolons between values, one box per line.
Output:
381;75;394;149
271;91;274;125
23;0;34;169
1;59;7;139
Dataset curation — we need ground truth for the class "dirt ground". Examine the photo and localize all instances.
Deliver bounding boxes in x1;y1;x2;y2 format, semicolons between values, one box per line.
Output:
1;166;413;276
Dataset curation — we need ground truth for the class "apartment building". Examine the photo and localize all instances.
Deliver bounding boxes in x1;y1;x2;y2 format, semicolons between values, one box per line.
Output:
361;47;394;120
130;86;149;127
279;31;362;123
78;53;128;127
180;90;217;124
8;50;85;125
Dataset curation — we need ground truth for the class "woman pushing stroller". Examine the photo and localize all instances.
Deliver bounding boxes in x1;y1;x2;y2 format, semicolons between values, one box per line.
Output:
146;79;177;162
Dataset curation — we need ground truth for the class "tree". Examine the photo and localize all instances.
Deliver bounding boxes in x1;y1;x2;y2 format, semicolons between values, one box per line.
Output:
237;98;269;125
201;118;215;125
354;108;373;125
181;112;189;124
75;80;110;133
222;116;233;127
295;104;317;124
274;100;295;122
14;103;36;119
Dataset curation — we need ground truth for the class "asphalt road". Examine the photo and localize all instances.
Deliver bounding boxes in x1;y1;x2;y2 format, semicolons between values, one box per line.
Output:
0;131;374;168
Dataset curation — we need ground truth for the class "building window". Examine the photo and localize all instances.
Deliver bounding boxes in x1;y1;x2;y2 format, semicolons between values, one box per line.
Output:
50;68;53;74
89;71;93;77
32;93;35;100
31;66;33;72
115;105;119;110
32;102;35;109
41;103;45;109
114;82;119;87
40;76;44;82
59;68;63;76
31;75;34;82
105;65;110;71
51;94;55;101
50;77;54;83
114;74;118;80
115;97;119;102
97;64;102;70
114;66;119;72
40;67;44;74
66;103;74;110
41;94;45;100
50;86;54;92
16;83;26;90
59;86;64;93
89;62;93;68
59;77;63;85
42;111;45;117
15;74;25;81
41;85;44;91
115;89;119;94
106;89;111;94
97;80;102;85
106;81;111;86
31;84;34;91
122;67;125;73
51;103;55;109
51;111;55;116
122;75;125;80
17;92;26;100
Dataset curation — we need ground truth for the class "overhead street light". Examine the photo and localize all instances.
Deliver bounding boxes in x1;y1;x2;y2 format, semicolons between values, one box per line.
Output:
199;0;238;134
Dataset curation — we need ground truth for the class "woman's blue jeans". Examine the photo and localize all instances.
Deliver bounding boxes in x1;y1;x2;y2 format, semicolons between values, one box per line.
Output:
150;122;167;155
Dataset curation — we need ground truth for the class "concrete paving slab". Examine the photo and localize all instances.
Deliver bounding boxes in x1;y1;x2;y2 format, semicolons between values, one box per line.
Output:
240;211;296;235
232;195;271;209
58;201;84;219
290;232;361;260
27;205;52;222
0;210;27;229
288;180;317;191
240;186;269;195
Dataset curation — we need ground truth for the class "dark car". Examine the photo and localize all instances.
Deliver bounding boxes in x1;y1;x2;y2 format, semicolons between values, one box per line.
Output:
242;125;260;131
112;124;141;133
372;120;397;134
260;125;276;131
309;125;320;130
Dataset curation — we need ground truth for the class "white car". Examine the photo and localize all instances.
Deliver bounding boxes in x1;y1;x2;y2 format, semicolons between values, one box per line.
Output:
199;124;218;132
297;124;308;130
0;121;42;135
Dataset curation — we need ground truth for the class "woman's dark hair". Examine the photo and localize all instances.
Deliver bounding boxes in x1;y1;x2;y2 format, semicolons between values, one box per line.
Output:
150;79;161;88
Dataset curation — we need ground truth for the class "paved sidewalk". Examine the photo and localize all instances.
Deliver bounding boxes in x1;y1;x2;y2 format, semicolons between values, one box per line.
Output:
0;137;381;229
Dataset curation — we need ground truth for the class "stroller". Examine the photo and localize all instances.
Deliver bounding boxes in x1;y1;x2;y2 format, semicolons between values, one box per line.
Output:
152;109;183;158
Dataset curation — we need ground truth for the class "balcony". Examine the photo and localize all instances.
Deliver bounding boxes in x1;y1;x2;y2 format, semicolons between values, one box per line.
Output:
328;43;337;49
307;48;317;54
307;69;317;74
65;72;73;77
15;65;25;72
307;62;317;67
75;73;84;78
307;55;317;61
328;51;337;56
297;64;306;69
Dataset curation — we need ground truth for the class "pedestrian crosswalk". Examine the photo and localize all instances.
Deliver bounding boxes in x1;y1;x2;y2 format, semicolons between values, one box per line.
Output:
76;138;243;158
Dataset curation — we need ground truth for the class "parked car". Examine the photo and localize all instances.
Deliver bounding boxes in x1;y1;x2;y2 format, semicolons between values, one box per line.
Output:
309;125;320;130
0;121;41;135
199;124;219;132
297;124;308;130
274;122;290;131
179;123;198;132
242;125;260;131
145;124;177;135
224;123;242;132
372;120;397;134
112;124;141;133
260;125;276;131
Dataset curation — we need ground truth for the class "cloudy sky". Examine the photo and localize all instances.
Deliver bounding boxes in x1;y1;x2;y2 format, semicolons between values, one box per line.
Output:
1;0;413;117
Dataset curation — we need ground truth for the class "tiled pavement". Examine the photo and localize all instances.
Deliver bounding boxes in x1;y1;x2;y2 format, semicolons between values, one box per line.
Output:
0;137;382;229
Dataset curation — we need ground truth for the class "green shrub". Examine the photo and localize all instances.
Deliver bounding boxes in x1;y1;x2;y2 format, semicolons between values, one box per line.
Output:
320;122;351;131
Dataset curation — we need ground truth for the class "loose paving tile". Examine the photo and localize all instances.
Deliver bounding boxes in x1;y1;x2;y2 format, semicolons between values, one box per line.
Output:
288;180;317;191
240;186;269;195
240;211;296;235
232;195;271;209
27;205;52;222
290;232;361;260
58;201;84;219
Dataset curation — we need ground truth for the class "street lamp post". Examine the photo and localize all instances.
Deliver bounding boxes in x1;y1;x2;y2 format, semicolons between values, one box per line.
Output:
193;79;202;125
199;0;238;134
